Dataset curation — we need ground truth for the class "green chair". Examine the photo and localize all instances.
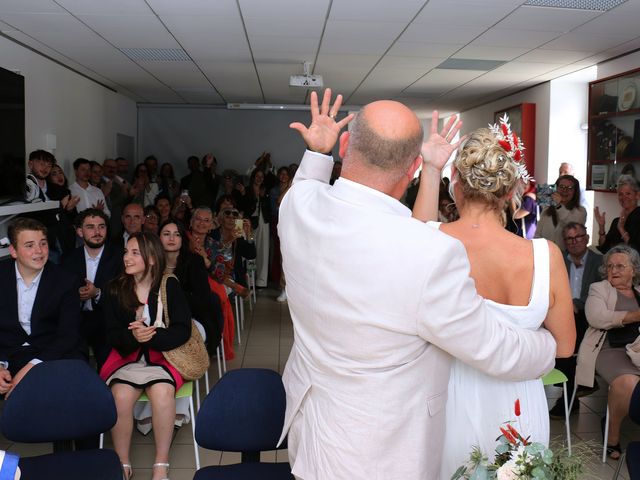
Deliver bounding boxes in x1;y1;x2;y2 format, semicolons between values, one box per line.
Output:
138;381;200;469
542;368;571;455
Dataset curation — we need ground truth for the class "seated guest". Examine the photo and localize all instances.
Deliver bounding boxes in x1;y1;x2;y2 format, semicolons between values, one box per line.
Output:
596;174;640;254
155;194;172;224
103;158;132;240
0;218;82;398
143;205;161;236
170;192;193;225
69;158;111;217
159;220;222;353
27;150;79;261
188;206;238;360
62;209;123;368
119;203;145;246
535;175;585;251
130;163;160;207
100;233;190;480
241;168;271;289
550;222;602;418
576;244;640;460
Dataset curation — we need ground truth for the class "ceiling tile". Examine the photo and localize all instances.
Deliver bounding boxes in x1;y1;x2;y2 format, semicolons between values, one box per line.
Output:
405;69;486;96
472;28;560;48
329;0;425;22
239;0;330;20
400;23;486;44
388;41;462;58
77;14;180;49
544;32;634;51
0;0;64;14
149;0;239;17
516;48;595;63
55;0;154;16
496;5;601;32
452;45;530;61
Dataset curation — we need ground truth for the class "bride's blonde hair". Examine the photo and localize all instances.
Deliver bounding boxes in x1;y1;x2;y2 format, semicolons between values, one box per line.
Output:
452;127;524;215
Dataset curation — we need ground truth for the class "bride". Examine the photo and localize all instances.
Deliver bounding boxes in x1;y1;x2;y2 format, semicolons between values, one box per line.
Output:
414;116;575;478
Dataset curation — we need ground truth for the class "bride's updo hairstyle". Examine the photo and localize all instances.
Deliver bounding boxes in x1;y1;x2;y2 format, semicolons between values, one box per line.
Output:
452;127;524;213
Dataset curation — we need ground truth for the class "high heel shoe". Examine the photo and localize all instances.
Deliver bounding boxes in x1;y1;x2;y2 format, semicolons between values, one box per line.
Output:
121;463;133;480
152;462;170;480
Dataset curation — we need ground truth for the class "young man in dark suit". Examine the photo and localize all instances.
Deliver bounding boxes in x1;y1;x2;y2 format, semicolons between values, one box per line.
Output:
62;208;123;369
0;218;82;399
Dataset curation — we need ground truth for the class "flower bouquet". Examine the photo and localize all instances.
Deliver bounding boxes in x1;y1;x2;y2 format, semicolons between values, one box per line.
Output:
451;399;587;480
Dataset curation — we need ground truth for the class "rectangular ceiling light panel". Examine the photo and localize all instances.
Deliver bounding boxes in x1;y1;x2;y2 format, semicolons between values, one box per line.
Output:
523;0;627;11
119;48;190;61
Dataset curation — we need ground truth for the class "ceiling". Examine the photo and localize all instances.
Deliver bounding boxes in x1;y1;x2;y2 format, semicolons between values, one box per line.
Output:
1;0;640;116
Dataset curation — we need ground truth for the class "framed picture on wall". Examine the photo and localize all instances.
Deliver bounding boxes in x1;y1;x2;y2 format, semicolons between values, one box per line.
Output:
494;103;536;177
591;164;608;189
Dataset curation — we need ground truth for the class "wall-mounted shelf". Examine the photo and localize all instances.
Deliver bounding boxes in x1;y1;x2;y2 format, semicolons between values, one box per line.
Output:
0;201;59;259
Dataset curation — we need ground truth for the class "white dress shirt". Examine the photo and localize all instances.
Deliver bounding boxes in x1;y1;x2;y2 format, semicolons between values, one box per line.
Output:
15;263;44;336
69;181;111;217
83;246;104;311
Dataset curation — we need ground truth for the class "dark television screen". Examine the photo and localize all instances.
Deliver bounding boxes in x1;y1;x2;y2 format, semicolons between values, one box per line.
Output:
0;67;25;205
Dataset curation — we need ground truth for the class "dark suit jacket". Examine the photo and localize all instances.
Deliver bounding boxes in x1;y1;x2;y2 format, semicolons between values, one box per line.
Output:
62;242;124;310
0;260;83;375
61;242;124;360
564;248;603;311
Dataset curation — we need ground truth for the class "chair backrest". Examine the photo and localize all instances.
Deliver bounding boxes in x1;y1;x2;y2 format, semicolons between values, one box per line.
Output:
630;382;640;425
1;359;117;443
195;368;285;453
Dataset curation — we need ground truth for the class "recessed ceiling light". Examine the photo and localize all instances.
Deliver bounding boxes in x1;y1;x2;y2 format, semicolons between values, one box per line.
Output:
436;59;506;71
120;48;190;62
523;0;627;11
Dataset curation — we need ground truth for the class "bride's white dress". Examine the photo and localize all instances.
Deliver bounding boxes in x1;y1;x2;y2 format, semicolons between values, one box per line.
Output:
439;238;550;479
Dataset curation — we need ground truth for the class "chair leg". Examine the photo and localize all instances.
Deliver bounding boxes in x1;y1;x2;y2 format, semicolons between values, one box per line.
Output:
603;404;610;463
190;394;200;470
234;296;241;345
221;339;227;373
195;378;201;411
205;369;210;394
250;270;257;304
240;296;245;330
562;381;572;456
99;433;104;449
612;450;626;480
216;346;223;379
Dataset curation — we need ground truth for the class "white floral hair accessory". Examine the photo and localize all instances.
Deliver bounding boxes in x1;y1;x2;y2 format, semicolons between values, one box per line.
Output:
489;114;530;182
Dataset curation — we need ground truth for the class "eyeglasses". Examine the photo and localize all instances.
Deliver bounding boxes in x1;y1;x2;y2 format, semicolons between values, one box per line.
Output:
606;263;630;272
557;184;575;191
145;215;158;222
563;234;586;244
222;209;240;218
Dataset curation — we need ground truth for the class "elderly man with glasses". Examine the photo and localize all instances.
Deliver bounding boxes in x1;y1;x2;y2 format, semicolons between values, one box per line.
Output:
550;222;603;419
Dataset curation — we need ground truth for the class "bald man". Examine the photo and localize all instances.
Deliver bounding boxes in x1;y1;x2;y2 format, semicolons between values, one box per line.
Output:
277;90;557;479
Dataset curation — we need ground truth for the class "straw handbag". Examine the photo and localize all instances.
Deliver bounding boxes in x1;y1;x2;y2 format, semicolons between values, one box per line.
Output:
157;274;210;380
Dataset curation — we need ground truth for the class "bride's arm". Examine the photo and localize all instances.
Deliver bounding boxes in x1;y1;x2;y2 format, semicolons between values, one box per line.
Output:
544;240;576;358
412;111;463;222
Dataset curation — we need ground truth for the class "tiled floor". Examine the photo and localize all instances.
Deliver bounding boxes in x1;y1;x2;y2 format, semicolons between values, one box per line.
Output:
1;288;639;479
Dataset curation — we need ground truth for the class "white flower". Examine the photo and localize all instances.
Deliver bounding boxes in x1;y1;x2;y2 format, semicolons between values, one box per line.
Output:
496;460;520;480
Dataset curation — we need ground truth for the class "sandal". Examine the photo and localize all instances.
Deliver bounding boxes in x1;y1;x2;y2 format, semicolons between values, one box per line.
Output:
152;462;170;480
607;443;622;460
601;417;622;460
121;463;133;480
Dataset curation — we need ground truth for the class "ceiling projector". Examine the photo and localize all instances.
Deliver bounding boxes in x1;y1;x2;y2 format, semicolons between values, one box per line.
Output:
289;61;323;88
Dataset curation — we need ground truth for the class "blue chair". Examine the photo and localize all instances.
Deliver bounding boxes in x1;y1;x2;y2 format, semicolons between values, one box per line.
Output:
193;368;292;479
1;359;122;480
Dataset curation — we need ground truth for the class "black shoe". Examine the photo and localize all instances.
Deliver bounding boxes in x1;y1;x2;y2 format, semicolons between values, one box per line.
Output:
549;397;579;419
576;380;600;398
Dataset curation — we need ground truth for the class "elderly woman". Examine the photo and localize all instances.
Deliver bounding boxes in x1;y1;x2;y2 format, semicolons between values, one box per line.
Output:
596;174;640;254
576;244;640;460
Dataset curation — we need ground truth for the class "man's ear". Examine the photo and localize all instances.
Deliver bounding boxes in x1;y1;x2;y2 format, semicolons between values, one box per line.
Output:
407;155;423;180
76;227;84;239
8;244;17;260
339;131;350;159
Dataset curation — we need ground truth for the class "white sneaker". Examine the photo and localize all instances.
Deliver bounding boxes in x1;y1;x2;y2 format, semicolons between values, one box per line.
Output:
276;290;287;302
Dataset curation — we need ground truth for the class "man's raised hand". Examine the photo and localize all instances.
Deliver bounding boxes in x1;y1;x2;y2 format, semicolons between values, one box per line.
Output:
421;110;464;173
290;88;354;155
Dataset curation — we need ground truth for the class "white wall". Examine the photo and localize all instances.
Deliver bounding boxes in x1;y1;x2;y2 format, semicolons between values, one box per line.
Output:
138;106;329;179
460;82;551;183
0;36;137;177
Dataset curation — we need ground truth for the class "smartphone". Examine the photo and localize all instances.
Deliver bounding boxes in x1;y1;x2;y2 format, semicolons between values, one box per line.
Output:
235;219;246;239
536;183;557;208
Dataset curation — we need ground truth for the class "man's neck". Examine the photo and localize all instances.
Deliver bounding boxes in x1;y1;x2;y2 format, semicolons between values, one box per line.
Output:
569;249;588;265
84;244;104;258
16;262;43;287
76;179;89;188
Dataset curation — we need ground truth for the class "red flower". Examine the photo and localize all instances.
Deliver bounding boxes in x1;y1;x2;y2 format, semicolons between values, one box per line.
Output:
498;139;511;151
501;123;509;136
500;426;517;445
514;399;521;417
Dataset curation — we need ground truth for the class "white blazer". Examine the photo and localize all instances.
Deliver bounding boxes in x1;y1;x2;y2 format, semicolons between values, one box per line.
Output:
278;151;557;480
